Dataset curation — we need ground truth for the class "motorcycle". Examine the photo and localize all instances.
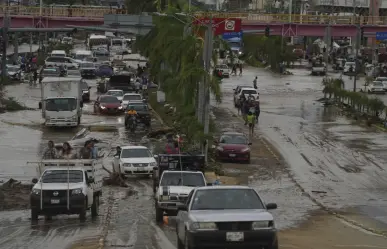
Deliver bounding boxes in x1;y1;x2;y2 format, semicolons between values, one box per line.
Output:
126;116;137;132
97;80;106;93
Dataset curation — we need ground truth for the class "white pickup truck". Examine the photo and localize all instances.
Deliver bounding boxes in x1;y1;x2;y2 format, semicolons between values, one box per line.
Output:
39;77;83;127
155;170;208;223
28;159;103;221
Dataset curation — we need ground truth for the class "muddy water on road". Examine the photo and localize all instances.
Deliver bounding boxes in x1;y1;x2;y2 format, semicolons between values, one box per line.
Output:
219;66;387;228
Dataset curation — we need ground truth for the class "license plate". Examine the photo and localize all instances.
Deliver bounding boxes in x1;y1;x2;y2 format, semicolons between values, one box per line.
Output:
51;199;60;204
226;232;244;241
229;154;236;157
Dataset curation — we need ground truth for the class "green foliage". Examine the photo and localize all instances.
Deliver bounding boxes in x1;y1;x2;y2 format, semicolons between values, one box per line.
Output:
322;77;386;118
137;14;222;144
242;34;297;72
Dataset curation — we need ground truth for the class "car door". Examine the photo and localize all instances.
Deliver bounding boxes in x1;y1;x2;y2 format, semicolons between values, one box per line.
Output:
84;171;94;207
177;190;194;240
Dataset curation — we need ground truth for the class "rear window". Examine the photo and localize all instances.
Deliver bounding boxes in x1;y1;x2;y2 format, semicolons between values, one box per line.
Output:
241;89;257;95
109;75;131;84
100;96;120;103
123;94;141;101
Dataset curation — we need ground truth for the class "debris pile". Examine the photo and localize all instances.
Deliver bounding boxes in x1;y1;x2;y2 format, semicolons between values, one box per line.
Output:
102;165;128;187
0;179;33;211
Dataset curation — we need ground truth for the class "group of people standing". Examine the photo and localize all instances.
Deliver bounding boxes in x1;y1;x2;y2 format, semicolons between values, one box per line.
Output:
43;140;98;160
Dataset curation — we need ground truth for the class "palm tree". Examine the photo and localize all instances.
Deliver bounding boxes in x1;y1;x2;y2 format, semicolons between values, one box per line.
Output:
137;12;222;143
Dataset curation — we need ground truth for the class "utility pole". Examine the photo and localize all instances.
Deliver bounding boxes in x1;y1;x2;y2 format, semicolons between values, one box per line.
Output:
353;25;360;92
201;23;213;163
1;9;9;84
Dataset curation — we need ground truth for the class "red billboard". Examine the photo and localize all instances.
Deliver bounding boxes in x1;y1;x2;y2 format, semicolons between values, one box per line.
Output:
193;18;242;36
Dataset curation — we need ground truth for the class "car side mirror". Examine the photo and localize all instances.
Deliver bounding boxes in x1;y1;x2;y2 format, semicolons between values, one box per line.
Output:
266;203;277;210
38;102;42;109
88;177;94;184
80;102;83;108
114;155;119;159
248;142;252;145
88;86;91;89
32;178;38;184
154;155;158;159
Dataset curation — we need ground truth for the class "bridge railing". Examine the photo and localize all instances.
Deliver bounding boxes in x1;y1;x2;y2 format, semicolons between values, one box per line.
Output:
1;6;387;25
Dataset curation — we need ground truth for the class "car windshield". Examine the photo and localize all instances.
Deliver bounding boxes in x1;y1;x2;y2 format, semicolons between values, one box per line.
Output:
80;63;94;68
42;69;59;76
108;91;124;97
112;40;123;46
219;134;248;144
241;89;257;95
100;96;120;103
373;82;384;87
62;37;71;41
160;172;206;187
123;95;141;101
376;77;387;81
41;170;83;183
81;82;89;90
75;54;91;60
45;98;77;111
191;189;264;210
121;148;152;158
217;64;228;69
99;65;111;70
127;104;147;111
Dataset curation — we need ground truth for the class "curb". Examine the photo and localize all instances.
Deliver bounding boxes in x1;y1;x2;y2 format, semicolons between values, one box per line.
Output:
229;108;387;237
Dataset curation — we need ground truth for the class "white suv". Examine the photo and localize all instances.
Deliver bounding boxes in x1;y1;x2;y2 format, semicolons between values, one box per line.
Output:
113;145;157;176
45;56;79;69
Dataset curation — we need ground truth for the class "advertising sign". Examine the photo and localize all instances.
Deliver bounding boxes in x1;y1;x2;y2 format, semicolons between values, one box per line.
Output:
193;18;242;36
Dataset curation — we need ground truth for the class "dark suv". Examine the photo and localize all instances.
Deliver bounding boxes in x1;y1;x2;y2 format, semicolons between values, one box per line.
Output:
124;102;151;127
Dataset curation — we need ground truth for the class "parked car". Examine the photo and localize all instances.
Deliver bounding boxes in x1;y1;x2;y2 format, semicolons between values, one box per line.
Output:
176;186;278;249
96;64;114;77
366;81;385;94
93;47;110;57
93;95;124;114
107;89;124;102
214;132;252;163
311;62;327;76
375;77;387;91
45;56;79;69
80;62;96;78
6;65;23;81
213;64;230;78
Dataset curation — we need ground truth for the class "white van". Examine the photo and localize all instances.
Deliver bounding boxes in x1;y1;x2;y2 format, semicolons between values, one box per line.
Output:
51;50;66;57
73;50;93;63
45;56;79;69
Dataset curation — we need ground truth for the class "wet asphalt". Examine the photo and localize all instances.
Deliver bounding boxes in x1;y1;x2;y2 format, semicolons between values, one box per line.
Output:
1;59;387;248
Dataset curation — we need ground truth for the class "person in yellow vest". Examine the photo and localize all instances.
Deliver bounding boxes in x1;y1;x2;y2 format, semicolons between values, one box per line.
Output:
246;111;256;135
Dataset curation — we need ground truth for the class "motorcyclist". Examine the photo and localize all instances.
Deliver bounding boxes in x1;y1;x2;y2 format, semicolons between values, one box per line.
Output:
126;106;138;126
253;76;258;89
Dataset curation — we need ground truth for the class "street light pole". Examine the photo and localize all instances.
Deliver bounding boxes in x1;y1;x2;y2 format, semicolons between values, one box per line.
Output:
1;9;9;85
353;25;360;92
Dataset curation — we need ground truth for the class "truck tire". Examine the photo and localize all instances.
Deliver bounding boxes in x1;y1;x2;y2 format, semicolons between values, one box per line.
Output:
91;195;99;218
155;205;163;223
31;208;38;221
79;200;87;221
77;117;81;126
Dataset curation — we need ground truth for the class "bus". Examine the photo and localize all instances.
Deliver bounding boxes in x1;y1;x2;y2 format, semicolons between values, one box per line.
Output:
88;34;109;50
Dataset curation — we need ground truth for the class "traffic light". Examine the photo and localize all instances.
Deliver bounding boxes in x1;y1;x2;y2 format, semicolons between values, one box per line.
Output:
265;25;270;37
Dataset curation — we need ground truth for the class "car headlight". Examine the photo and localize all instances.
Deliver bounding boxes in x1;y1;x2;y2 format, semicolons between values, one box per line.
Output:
252;221;274;230
71;188;83;195
190;222;217;231
100;106;106;109
32;188;41;195
216;146;224;151
123;163;131;167
241;147;250;153
118;106;123;109
150;162;157;167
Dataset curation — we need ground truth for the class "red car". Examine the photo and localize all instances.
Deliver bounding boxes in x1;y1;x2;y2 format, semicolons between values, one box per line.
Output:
215;132;252;163
93;95;124;114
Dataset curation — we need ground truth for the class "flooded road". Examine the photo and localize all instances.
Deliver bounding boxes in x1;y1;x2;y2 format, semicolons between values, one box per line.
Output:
218;66;387;229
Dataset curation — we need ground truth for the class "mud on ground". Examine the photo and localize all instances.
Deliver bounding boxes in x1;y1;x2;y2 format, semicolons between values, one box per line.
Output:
0;179;32;211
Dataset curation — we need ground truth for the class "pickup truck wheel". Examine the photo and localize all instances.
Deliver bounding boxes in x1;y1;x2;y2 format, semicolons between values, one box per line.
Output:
77;117;81;125
91;195;99;217
31;208;38;221
155;206;163;223
177;234;184;249
79;200;87;221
